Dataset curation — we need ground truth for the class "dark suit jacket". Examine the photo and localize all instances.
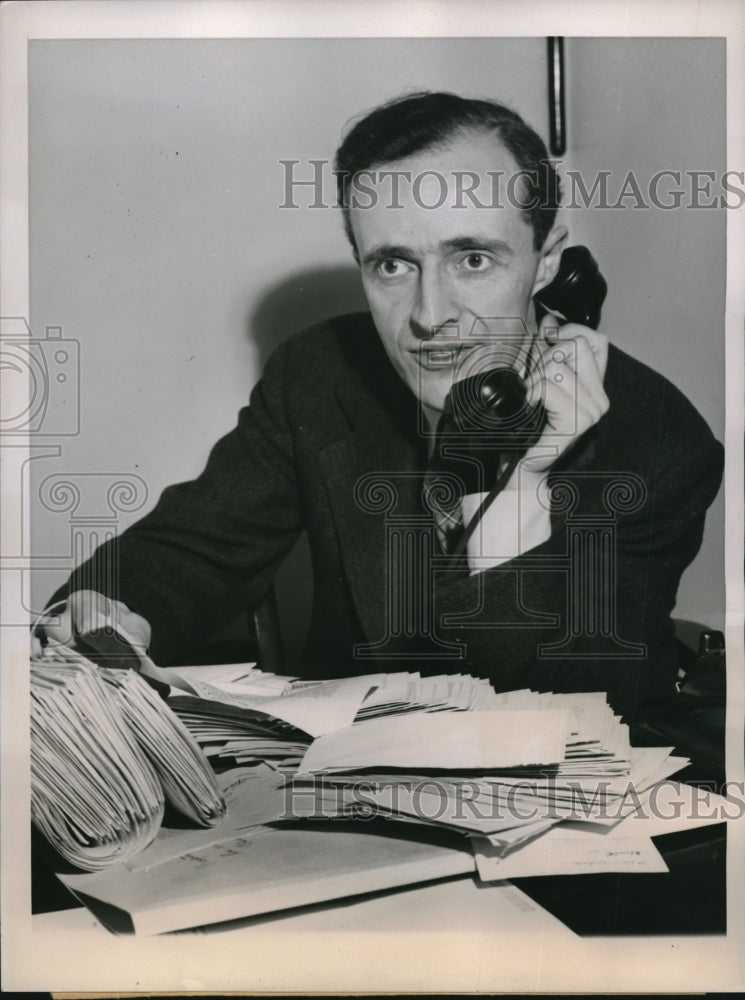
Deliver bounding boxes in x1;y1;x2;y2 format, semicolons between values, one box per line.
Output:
62;313;723;722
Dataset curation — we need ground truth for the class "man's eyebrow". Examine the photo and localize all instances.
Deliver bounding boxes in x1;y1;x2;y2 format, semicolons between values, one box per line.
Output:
360;237;515;267
360;244;416;267
441;236;514;256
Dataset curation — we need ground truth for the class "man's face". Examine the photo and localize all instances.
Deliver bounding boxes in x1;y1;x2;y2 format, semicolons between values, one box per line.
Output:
350;128;564;416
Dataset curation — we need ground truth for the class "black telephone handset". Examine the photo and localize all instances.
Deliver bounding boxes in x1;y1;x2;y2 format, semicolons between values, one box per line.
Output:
437;247;608;558
447;246;608;450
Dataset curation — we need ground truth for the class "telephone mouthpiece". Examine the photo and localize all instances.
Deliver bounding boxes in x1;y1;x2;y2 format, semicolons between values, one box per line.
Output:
478;369;527;418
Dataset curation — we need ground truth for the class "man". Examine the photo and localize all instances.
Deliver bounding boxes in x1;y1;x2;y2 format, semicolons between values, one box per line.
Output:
37;92;723;722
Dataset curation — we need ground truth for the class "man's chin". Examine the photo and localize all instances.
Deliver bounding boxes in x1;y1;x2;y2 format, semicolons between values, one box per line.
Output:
408;372;455;416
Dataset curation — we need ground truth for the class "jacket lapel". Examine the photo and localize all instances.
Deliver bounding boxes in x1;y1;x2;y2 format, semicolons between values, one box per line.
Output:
318;372;427;652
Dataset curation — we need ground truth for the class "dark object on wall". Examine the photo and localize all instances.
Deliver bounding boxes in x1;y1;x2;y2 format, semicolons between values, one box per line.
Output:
548;37;566;156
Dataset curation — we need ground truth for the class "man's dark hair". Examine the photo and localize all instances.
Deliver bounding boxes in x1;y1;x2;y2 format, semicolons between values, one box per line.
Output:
334;90;561;253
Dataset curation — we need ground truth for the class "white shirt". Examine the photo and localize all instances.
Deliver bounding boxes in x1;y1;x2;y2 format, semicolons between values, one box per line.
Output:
462;458;552;574
421;403;553;574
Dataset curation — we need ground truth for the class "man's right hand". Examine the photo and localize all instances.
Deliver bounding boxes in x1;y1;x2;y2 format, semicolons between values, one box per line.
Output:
522;316;609;472
32;590;152;670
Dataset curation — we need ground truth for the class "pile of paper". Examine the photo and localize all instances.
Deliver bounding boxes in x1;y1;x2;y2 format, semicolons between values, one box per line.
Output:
31;654;165;871
167;667;501;770
30;646;226;872
284;689;689;875
100;667;228;827
55;773;730;936
164;667;691;879
37;653;730;933
33;649;696;890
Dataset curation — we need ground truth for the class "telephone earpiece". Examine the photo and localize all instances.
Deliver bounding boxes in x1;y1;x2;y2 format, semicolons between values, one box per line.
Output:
533;245;607;329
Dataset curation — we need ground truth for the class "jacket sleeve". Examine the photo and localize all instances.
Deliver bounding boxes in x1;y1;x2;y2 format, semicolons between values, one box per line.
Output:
433;420;724;721
56;340;303;665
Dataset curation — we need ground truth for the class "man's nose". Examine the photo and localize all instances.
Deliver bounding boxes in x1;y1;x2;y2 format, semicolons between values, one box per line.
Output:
410;269;458;340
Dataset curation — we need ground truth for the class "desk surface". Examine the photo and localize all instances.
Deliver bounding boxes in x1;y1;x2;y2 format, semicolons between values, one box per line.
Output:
35;823;727;936
25;847;737;996
34;870;568;937
33;817;727;935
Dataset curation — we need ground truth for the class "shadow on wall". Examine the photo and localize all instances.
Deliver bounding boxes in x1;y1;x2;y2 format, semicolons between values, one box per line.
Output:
249;265;368;370
249;265;369;669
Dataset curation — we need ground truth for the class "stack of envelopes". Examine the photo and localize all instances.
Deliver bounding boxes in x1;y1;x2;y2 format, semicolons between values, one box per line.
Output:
166;666;687;866
285;689;687;860
31;647;226;871
168;668;502;770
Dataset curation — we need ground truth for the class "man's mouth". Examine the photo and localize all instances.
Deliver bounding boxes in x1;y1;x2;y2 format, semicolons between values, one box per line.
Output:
416;346;473;370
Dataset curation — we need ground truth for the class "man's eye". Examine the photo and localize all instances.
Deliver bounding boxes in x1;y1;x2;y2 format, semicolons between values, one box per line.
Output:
377;259;410;278
459;252;492;271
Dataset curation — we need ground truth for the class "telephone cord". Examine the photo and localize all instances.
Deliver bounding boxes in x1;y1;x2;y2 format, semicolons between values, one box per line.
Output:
449;450;522;561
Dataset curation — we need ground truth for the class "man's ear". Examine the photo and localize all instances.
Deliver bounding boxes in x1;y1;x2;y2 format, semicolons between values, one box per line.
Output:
530;224;568;298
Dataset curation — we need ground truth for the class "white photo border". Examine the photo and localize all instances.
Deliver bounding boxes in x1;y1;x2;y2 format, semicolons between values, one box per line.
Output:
2;0;743;992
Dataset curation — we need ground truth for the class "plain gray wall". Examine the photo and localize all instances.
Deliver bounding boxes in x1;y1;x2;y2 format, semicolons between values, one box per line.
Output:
28;37;725;663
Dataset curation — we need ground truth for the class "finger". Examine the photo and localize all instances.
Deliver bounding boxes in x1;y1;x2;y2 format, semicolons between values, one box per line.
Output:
526;339;578;407
114;605;152;651
537;317;609;379
544;361;608;426
35;602;75;648
568;333;610;414
529;350;608;431
537;312;562;346
545;339;578;376
525;365;545;410
66;590;150;668
556;324;609;378
69;589;114;637
541;333;607;402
